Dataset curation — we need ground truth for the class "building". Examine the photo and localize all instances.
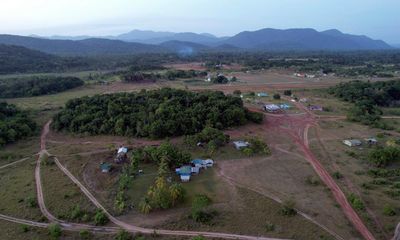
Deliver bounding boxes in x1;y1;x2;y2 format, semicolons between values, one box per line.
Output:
264;104;281;113
299;98;308;103
365;138;378;145
100;162;112;173
279;103;291;110
257;92;268;97
233;141;250;150
115;147;128;163
203;159;214;167
343;139;362;147
309;105;323;111
118;147;128;154
176;166;192;182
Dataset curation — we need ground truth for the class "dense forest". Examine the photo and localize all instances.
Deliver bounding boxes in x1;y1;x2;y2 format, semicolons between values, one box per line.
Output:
122;69;207;83
0;76;84;98
0;102;36;146
329;80;400;126
52;88;263;138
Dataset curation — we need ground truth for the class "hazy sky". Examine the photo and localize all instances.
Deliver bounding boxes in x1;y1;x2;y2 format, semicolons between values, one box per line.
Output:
0;0;399;43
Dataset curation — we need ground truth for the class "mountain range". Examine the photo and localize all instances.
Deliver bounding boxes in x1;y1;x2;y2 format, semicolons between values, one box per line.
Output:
0;28;394;56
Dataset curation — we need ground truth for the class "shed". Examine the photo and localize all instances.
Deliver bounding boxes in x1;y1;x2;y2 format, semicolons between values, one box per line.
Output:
180;175;190;182
343;139;362;147
257;92;268;97
204;159;214;167
191;166;200;174
365;138;378;145
100;163;112;173
279;103;291;110
309;105;323;111
233;141;250;150
118;147;128;154
191;159;204;168
264;104;280;113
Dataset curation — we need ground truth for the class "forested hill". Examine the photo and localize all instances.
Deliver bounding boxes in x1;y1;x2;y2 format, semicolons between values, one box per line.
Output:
0;44;62;74
52;88;263;139
0;35;166;56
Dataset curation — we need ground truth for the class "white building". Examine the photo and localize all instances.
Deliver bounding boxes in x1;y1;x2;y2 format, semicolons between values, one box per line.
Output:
343;139;362;147
233;141;250;150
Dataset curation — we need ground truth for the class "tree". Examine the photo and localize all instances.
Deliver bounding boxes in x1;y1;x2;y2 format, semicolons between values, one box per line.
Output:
169;183;185;206
283;90;292;96
79;230;91;240
279;199;297;216
115;230;132;240
139;197;152;214
368;146;400;168
48;223;62;239
273;93;281;100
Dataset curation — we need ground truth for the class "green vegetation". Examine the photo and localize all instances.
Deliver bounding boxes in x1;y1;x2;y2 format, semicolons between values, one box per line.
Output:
279;199;297;216
115;230;132;240
348;193;365;211
330;80;400;127
273;93;281;100
242;137;271;156
94;210;109;225
139;158;186;213
368;146;400;167
184;127;230;154
48;223;62;240
53;88;262;138
190;194;215;223
283;90;292;96
383;205;397;216
0;102;36;146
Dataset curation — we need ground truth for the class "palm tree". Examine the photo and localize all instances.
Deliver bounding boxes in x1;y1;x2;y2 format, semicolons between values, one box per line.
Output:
139;198;152;214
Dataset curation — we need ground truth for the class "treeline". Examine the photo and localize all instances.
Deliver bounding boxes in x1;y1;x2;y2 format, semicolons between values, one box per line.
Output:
0;76;84;98
122;69;207;83
329;80;400;126
52;88;263;139
0;102;36;146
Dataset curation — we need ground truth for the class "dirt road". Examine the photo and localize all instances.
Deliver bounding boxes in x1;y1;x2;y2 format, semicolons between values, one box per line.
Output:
262;100;375;240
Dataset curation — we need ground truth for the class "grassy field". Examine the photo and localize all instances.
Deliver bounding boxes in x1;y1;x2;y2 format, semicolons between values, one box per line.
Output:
308;120;400;239
0;159;44;221
41;156;99;224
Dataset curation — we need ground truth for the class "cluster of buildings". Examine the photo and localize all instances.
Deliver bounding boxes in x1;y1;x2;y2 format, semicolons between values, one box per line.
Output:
343;138;378;147
100;146;129;173
263;103;291;113
175;159;214;182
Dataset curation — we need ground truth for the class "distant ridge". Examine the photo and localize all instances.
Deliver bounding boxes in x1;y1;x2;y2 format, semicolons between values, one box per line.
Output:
0;27;394;56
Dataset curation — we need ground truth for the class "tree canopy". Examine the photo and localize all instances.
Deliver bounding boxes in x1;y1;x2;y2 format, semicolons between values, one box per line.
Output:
0;76;84;98
52;88;263;139
0;102;36;146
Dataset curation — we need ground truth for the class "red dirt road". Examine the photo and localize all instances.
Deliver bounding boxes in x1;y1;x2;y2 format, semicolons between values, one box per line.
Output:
261;100;375;240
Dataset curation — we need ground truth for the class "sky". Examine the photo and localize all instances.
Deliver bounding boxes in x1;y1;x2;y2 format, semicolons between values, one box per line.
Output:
0;0;399;43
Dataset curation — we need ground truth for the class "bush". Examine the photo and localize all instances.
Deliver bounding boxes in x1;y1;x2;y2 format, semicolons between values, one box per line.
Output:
383;205;396;216
305;176;320;186
79;230;91;240
348;194;365;211
279;200;297;216
192;236;206;240
94;210;109;226
48;223;62;239
332;171;343;179
265;222;275;232
115;230;132;240
26;195;37;208
283;90;292;96
273;93;281;100
20;224;30;233
368;146;400;168
191;194;214;223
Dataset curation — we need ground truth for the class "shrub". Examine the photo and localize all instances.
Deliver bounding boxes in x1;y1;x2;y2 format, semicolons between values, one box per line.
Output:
94;210;109;226
279;200;297;216
191;194;214;223
368;146;400;168
265;222;275;232
192;236;206;240
79;230;91;240
273;93;281;100
48;223;62;239
383;205;396;216
115;230;132;240
332;171;343;179
348;194;365;211
20;224;30;233
283;90;292;96
26;195;37;208
305;176;320;186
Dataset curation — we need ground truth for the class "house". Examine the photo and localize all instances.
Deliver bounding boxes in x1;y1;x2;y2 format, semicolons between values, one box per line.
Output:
279;103;291;110
191;159;204;168
177;166;192;182
100;162;112;173
365;138;378;145
233;141;250;150
115;147;128;163
299;98;308;103
343;139;362;147
204;159;214;167
191;166;200;174
309;105;323;111
257;92;268;97
118;147;128;154
264;104;281;113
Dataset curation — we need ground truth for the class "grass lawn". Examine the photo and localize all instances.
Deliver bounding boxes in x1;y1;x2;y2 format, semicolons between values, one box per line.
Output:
41;156;98;224
0;159;44;221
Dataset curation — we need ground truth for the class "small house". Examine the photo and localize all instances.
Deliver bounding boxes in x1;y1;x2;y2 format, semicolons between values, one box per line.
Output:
257;92;268;97
118;147;128;154
115;147;128;163
176;166;192;182
100;162;112;173
299;98;308;103
233;141;250;150
365;138;378;145
264;104;280;113
204;159;214;167
309;105;323;111
279;103;291;110
191;159;204;168
343;139;362;147
191;166;200;174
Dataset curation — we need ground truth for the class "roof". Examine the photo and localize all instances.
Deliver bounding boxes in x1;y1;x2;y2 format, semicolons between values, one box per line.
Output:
100;163;112;171
257;92;268;97
118;147;128;154
264;104;280;111
191;159;204;165
179;166;192;175
233;141;250;147
344;139;362;145
279;103;291;109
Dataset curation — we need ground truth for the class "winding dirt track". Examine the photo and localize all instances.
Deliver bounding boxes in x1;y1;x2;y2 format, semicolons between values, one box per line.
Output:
0;157;31;170
262;99;375;240
34;121;289;240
